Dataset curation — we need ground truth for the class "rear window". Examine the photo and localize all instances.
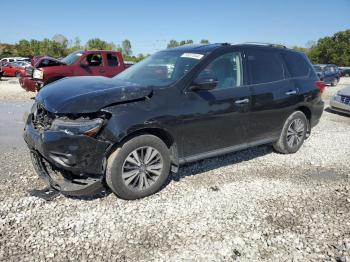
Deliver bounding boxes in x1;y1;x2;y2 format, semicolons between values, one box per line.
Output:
247;49;285;84
107;53;119;67
282;52;312;78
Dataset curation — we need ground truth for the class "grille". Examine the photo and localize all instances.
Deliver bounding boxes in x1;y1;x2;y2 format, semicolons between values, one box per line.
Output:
32;103;54;130
340;95;350;105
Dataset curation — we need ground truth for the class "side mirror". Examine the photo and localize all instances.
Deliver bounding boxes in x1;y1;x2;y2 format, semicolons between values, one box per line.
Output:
80;62;89;68
190;77;218;91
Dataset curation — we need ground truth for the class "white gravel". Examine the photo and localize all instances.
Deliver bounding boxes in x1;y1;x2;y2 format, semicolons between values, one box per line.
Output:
0;78;350;261
0;77;34;101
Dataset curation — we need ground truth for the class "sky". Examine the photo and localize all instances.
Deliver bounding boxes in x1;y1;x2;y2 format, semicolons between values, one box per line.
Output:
1;0;349;55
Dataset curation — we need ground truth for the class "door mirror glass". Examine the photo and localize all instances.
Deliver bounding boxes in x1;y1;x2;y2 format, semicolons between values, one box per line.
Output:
190;77;218;91
80;61;89;68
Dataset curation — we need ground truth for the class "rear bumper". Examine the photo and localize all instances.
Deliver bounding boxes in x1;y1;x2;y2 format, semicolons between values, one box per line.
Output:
310;99;324;128
23;113;111;196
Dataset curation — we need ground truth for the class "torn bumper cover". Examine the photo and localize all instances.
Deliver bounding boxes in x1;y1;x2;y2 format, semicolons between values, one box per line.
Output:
23;114;111;196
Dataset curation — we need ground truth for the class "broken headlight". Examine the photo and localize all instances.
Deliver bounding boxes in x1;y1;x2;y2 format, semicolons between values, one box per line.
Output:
51;118;104;137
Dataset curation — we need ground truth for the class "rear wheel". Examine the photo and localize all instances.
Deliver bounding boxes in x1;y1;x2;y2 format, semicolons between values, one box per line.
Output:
106;135;171;200
273;111;308;154
331;78;338;86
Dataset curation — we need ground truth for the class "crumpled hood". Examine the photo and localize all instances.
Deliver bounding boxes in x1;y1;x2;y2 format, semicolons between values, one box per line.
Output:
338;86;350;97
36;76;152;113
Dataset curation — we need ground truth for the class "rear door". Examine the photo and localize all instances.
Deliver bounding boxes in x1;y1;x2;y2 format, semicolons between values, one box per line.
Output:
180;49;252;157
104;52;124;77
245;47;298;142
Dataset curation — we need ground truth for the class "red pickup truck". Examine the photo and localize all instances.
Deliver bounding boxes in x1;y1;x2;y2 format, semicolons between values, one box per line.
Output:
20;50;130;92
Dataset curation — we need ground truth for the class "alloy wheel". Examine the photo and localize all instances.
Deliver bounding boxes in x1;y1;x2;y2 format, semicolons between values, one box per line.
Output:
286;118;305;148
122;146;163;190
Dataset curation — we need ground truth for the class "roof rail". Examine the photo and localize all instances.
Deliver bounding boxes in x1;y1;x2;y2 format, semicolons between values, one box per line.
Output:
243;42;287;48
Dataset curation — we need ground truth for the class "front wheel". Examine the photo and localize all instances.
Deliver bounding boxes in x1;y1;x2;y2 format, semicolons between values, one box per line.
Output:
106;135;171;200
273;111;308;154
331;78;338;86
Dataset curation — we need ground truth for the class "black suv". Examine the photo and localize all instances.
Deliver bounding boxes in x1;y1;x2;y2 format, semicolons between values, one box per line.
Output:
24;43;324;200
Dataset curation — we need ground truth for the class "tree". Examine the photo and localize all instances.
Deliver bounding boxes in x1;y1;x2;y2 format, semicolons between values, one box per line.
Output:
16;40;32;57
122;39;132;56
52;34;68;48
86;38;109;50
167;40;179;48
200;39;210;44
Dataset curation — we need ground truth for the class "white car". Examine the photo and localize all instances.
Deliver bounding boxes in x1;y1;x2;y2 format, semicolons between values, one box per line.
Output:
330;87;350;114
0;57;30;63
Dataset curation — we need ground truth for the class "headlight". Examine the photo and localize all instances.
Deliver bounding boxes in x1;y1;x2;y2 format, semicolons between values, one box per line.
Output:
51;118;104;137
33;69;43;79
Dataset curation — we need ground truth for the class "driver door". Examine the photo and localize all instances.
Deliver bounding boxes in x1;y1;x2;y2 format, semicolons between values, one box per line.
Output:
75;53;107;76
179;50;252;158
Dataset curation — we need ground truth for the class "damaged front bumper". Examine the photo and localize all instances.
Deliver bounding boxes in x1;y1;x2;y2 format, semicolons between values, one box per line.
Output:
23;113;111;196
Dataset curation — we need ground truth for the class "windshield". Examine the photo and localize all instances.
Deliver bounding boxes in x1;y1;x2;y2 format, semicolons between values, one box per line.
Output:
61;51;83;65
114;50;204;86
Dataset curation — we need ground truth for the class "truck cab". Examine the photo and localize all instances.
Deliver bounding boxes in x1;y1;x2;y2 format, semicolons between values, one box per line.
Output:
21;50;129;91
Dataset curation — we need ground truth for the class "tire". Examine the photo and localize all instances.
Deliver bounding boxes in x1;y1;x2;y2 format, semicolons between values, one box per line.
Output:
273;111;308;154
106;135;171;200
15;71;21;77
331;78;338;86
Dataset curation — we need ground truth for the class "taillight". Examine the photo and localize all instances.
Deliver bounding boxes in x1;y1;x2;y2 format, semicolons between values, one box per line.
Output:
315;80;326;93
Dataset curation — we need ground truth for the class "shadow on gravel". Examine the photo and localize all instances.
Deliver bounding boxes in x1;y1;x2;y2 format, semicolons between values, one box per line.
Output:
171;145;273;183
36;145;273;202
325;107;350;118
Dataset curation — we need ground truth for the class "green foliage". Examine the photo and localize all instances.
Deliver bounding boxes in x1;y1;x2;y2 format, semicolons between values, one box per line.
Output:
166;39;199;49
293;29;350;66
122;39;132;56
200;39;210;44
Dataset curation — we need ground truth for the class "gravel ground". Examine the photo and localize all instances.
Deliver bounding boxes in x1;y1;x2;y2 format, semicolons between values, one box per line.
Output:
0;77;34;101
0;78;350;261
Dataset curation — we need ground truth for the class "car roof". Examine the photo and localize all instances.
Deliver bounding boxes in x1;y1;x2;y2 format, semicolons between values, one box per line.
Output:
164;43;298;54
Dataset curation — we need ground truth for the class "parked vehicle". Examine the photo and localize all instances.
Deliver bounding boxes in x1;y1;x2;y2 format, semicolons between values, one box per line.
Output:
0;57;30;63
339;67;350;77
0;62;26;77
314;64;340;86
20;50;130;92
24;43;325;200
330;86;350;114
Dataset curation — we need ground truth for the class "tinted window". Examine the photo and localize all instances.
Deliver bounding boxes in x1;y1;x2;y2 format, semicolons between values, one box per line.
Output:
282;52;311;77
195;52;243;89
85;54;103;66
247;49;284;84
107;53;119;67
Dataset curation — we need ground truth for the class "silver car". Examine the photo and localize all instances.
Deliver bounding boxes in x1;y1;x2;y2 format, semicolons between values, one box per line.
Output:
330;87;350;114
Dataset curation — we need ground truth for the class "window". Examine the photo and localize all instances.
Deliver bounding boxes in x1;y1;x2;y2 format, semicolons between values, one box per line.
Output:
62;51;83;65
85;53;103;67
282;52;311;78
195;52;243;89
115;51;202;87
107;53;119;67
247;49;284;84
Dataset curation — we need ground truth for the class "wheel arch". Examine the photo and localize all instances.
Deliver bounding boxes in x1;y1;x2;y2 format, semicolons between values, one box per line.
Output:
295;105;312;134
106;127;179;169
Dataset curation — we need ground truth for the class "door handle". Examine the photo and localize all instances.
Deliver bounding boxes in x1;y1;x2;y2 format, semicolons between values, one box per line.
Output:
234;98;249;104
285;90;297;95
